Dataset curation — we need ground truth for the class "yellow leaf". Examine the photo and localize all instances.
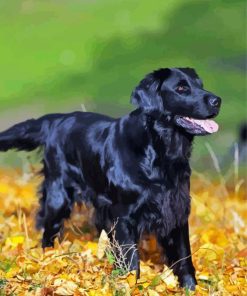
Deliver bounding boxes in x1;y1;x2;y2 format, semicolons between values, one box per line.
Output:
160;267;178;289
142;282;150;288
148;289;160;296
86;242;98;256
54;279;66;286
198;272;210;281
88;290;97;296
225;285;239;293
97;230;109;259
127;271;137;288
155;284;167;293
55;287;74;295
5;235;25;249
201;227;228;247
54;279;78;295
0;182;13;195
198;243;224;261
5;265;20;278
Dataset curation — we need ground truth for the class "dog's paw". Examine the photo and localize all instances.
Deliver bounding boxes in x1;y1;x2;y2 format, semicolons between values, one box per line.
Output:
180;274;197;291
42;238;55;249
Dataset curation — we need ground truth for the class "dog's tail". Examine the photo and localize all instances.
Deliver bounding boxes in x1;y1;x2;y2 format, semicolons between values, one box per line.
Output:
0;117;48;152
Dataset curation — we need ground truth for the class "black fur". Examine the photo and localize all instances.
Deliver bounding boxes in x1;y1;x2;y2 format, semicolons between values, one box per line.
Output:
0;68;221;290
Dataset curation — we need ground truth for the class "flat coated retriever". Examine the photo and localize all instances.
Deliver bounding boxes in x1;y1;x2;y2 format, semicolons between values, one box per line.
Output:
0;68;221;290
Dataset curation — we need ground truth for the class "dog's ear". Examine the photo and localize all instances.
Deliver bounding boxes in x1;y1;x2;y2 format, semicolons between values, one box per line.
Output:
130;68;171;110
178;67;198;79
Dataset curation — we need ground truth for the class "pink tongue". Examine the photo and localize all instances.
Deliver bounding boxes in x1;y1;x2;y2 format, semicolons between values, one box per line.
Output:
185;117;219;133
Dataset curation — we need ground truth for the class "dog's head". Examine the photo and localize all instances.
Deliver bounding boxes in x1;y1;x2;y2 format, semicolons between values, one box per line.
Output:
131;68;221;135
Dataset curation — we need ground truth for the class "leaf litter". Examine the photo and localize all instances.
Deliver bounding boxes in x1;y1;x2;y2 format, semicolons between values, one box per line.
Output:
0;167;246;295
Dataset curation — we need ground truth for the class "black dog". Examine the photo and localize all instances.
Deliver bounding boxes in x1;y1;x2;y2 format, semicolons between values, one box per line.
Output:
0;68;221;290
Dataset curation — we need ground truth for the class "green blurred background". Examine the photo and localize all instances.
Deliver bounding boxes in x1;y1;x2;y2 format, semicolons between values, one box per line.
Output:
0;0;246;172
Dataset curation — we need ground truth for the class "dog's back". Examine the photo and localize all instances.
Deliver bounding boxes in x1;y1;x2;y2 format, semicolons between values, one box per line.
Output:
0;111;115;153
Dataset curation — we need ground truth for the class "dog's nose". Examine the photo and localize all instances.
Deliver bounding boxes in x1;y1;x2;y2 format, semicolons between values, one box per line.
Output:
209;96;221;108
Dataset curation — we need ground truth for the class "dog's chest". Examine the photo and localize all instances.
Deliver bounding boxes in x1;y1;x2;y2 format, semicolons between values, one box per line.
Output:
137;182;191;237
139;141;190;182
136;157;191;237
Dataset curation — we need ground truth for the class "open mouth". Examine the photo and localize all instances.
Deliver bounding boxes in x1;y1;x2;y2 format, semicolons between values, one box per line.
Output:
175;116;219;135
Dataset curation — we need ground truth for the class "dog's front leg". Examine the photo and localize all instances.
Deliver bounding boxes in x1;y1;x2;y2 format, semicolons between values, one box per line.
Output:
111;218;140;277
158;222;196;290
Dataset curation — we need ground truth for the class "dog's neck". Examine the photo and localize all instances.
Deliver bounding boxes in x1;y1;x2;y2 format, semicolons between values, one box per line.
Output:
129;108;194;162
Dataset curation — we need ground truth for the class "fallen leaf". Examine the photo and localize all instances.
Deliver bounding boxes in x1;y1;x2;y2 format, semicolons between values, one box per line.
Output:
148;289;160;296
97;230;109;259
5;235;25;249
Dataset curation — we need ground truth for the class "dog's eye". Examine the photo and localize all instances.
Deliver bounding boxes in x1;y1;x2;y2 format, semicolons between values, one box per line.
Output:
176;85;189;93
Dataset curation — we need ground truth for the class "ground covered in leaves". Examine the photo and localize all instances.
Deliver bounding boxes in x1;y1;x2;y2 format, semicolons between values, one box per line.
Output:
0;167;246;295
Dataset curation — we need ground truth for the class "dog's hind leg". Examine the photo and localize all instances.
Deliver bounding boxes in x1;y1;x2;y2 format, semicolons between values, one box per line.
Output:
38;179;72;248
